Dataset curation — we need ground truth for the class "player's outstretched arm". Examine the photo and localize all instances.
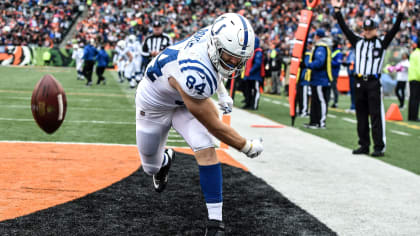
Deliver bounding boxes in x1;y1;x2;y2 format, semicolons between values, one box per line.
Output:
169;77;263;158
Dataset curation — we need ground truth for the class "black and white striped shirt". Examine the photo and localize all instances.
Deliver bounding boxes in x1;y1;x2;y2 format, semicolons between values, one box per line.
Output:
141;33;172;58
334;11;403;76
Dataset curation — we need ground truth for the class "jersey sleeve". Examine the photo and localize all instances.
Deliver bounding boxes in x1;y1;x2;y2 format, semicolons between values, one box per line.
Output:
176;65;216;100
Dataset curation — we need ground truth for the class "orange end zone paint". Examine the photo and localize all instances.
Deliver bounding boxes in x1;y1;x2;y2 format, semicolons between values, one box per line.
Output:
0;142;246;221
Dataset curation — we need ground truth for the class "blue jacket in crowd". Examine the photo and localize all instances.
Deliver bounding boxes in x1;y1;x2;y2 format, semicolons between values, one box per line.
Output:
96;49;109;67
331;47;343;79
305;42;332;87
299;51;311;86
83;44;98;61
244;37;264;82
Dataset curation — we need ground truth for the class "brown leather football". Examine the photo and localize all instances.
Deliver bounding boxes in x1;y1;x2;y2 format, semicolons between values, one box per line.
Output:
31;74;67;134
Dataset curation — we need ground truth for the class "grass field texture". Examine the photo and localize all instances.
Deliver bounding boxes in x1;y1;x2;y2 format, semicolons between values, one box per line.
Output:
0;66;187;146
233;87;420;175
1;66;419;174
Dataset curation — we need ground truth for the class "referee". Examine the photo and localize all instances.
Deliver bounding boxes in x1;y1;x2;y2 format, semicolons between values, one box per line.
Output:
141;21;172;74
332;0;407;157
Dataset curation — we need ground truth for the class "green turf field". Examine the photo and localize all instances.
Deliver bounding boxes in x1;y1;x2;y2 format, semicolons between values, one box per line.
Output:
233;89;420;175
0;66;187;146
1;66;419;175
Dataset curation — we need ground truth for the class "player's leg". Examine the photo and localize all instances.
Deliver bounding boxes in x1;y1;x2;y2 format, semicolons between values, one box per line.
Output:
134;56;142;84
135;105;173;191
118;60;125;82
172;107;224;234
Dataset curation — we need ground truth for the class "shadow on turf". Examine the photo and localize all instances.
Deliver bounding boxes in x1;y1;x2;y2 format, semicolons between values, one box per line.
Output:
0;152;336;236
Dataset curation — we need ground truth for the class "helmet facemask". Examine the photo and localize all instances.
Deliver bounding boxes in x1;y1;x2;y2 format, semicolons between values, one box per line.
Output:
209;35;251;78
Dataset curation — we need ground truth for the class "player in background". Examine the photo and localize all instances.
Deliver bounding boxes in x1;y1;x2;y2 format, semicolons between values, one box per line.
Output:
113;40;126;83
124;34;138;88
134;36;143;84
135;13;263;235
72;43;84;80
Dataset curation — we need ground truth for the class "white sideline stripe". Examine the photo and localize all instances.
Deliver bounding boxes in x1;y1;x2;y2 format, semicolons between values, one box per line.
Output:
5;97;30;100
262;98;272;102
281;102;290;107
327;114;337;118
0;140;189;148
342;117;357;124
0;117;135;125
167;139;187;143
390;129;411;136
272;101;281;105
168;134;182;138
0;104;134;112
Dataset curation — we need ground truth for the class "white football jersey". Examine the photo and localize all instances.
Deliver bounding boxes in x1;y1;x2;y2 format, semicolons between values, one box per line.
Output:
136;26;220;110
72;48;84;62
124;41;137;57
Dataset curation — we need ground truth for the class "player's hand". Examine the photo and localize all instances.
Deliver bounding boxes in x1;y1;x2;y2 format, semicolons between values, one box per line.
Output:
398;0;407;13
240;138;263;158
331;0;343;8
218;93;233;114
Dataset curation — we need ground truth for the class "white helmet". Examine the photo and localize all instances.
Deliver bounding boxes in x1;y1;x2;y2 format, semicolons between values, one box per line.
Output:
208;13;255;77
128;34;136;43
117;40;126;49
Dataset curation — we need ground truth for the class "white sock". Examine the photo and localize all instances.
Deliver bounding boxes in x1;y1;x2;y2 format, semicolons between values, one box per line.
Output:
206;202;223;221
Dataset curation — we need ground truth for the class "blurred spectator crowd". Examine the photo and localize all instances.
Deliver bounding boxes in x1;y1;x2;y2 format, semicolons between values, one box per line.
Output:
1;0;418;52
0;0;82;47
70;0;419;51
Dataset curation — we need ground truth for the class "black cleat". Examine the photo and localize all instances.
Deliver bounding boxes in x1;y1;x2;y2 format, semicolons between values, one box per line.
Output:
352;147;369;155
205;220;225;236
371;150;384;157
153;149;175;193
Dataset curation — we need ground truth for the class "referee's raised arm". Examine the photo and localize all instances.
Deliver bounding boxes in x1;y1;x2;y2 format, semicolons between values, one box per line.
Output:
331;0;360;46
382;0;407;49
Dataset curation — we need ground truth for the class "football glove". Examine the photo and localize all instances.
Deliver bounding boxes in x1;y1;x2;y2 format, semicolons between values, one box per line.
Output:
240;138;263;158
218;93;233;114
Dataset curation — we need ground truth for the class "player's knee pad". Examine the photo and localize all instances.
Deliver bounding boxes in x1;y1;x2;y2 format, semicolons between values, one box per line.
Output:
136;129;163;175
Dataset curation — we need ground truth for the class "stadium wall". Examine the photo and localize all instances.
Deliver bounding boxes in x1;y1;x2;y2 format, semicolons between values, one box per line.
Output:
0;46;114;68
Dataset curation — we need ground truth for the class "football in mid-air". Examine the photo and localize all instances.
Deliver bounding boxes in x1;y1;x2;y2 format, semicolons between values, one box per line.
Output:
31;74;67;134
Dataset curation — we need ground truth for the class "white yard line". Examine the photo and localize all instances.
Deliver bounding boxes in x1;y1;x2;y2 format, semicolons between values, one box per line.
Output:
342;117;357;124
0;117;135;125
327;114;337;118
390;129;411;136
0;104;133;112
166;139;187;143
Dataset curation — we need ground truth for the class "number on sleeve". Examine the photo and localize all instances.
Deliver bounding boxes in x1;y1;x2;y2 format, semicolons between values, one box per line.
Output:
185;75;206;95
146;48;179;82
194;83;206;95
186;76;196;89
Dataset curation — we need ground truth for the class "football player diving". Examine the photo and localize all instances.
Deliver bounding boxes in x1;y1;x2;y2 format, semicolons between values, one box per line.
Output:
135;13;263;235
